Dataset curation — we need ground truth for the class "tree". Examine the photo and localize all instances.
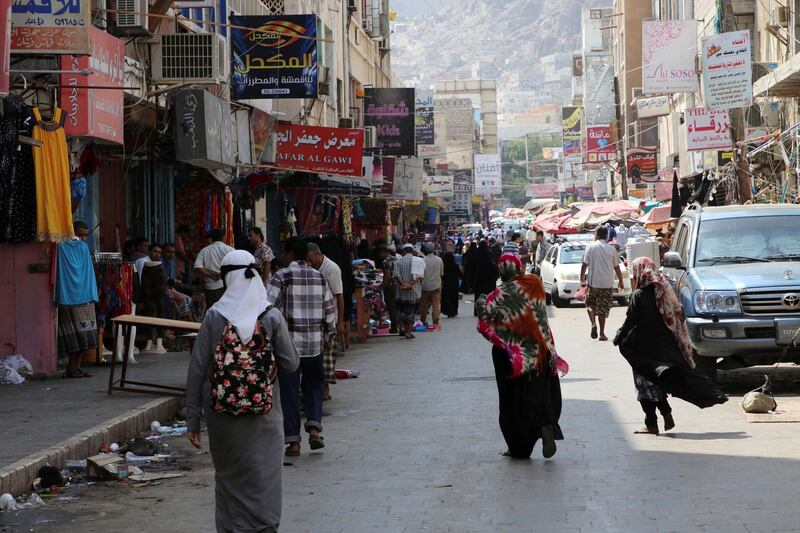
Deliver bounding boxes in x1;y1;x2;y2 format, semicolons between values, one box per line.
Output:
501;132;561;207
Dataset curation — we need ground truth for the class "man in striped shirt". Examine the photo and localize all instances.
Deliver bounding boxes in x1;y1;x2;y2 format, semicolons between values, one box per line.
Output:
267;237;336;456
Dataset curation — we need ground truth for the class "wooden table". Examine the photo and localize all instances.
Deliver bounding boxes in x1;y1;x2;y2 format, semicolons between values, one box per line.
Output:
108;314;201;396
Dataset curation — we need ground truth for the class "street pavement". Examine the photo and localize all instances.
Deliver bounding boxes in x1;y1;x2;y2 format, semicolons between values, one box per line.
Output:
10;299;800;532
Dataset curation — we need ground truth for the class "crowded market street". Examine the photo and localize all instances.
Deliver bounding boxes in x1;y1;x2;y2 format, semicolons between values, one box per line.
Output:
11;300;800;533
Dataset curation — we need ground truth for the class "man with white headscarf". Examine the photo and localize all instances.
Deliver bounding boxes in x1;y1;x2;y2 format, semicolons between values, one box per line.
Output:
186;250;299;533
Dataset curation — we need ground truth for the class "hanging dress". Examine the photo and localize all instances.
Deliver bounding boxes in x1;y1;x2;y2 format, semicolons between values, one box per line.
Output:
32;107;73;242
0;95;37;243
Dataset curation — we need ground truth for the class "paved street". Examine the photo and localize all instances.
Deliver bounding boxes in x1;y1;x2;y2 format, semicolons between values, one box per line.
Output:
11;299;800;532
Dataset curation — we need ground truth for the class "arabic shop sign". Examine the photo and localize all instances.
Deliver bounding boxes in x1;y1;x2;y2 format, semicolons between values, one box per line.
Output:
685;108;732;151
59;27;124;144
701;30;752;110
275;123;365;177
11;0;91;54
364;88;416;156
642;20;698;94
473;154;502;197
626;147;657;183
230;15;318;100
586;125;615;163
636;95;670;118
415;90;434;147
561;106;582;156
174;88;235;170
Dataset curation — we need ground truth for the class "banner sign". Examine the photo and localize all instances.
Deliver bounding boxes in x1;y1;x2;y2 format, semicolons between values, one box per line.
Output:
701;30;752;110
365;88;416;156
393;157;423;200
175;89;235;170
642;20;699;94
626;147;657;183
542;147;563;160
474;154;502;196
275;123;364;177
636;95;670;118
415;90;434;147
584;56;615;125
59;28;124;145
379;156;396;196
0;0;11;94
425;175;453;198
11;0;91;54
230;15;318;100
685;108;732;151
562;106;582;156
586;126;615;163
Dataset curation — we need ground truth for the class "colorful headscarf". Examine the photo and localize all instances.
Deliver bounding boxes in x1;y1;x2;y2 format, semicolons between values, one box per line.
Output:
476;253;569;378
630;257;695;368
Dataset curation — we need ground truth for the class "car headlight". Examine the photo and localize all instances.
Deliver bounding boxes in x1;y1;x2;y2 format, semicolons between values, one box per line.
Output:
560;272;580;281
694;290;741;314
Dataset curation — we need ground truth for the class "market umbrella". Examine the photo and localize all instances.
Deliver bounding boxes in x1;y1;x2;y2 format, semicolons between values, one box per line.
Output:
670;170;682;219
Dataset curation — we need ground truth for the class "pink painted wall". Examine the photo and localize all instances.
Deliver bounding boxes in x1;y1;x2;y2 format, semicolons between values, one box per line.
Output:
0;242;57;374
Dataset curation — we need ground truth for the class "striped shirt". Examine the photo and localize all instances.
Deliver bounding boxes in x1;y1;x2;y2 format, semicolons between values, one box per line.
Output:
394;254;422;301
502;241;520;256
266;260;336;358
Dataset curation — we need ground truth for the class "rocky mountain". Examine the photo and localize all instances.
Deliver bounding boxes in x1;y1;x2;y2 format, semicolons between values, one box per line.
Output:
390;0;604;91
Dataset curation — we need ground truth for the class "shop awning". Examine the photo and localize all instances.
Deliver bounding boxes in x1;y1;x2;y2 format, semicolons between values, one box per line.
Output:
754;53;800;97
566;200;640;228
533;210;577;235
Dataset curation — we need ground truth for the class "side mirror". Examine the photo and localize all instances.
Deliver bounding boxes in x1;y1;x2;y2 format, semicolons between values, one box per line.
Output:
662;252;684;269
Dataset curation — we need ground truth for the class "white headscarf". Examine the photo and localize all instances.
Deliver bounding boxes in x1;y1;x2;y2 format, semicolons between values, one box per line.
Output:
211;250;267;344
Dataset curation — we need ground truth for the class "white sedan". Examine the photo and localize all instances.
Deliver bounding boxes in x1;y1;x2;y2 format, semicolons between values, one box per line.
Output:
539;242;632;307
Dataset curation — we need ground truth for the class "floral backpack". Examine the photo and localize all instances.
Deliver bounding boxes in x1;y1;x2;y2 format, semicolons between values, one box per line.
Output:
209;317;277;416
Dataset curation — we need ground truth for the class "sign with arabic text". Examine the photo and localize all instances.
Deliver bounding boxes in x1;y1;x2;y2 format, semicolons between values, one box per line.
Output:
425;175;453;198
586;126;615;163
685;108;732;151
626;147;657;183
701;30;752;110
473;154;502;196
364;88;416;156
275;123;364;177
636;95;670;118
175;89;235;170
393;157;423;201
230;15;317;100
59;28;124;145
562;106;582;156
415;90;434;147
642;20;698;94
11;0;91;54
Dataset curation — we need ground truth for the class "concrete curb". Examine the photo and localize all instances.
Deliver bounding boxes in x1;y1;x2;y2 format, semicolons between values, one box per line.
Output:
0;396;183;497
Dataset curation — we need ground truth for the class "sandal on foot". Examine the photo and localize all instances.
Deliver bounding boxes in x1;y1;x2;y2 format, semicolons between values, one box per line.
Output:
663;414;675;432
634;426;659;435
540;425;557;459
79;369;93;377
308;435;325;450
285;445;300;457
590;326;598;339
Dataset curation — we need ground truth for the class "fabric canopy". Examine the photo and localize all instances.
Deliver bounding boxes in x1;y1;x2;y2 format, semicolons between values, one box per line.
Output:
533;210;578;234
566;200;639;228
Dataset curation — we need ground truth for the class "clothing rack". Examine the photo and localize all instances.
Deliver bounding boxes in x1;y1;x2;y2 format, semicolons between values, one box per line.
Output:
93;252;124;264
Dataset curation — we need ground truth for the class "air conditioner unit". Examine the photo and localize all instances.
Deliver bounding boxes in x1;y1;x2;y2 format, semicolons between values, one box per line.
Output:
317;66;330;95
364;126;377;148
378;38;390;52
151;33;228;84
772;6;789;27
339;117;354;128
113;0;149;36
347;0;357;13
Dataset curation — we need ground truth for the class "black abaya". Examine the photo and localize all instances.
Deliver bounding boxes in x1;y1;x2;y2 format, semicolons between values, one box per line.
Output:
614;285;727;408
492;347;563;458
441;253;461;317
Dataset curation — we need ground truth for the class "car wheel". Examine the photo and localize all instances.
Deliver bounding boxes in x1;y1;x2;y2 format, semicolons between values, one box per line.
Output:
551;284;568;308
694;353;718;382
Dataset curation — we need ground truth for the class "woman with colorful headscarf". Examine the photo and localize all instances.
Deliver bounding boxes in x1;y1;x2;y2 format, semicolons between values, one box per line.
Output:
477;253;568;459
614;257;727;435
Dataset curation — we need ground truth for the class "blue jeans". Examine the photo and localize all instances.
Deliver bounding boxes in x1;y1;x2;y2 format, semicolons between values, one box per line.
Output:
278;354;324;444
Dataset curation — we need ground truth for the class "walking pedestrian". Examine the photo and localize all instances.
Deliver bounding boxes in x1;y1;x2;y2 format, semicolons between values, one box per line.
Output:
194;228;235;311
394;243;423;338
248;226;275;286
307;242;344;399
440;252;462;318
579;226;624;341
476;253;567;459
614;257;727;434
186;250;299;532
533;230;550;275
419;243;443;327
378;244;399;334
267;237;336;456
471;240;499;316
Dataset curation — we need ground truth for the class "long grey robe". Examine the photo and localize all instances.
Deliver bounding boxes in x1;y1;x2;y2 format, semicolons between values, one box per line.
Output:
187;308;300;533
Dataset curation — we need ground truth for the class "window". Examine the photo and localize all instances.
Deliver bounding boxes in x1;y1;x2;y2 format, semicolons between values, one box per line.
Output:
674;223;688;262
258;0;284;14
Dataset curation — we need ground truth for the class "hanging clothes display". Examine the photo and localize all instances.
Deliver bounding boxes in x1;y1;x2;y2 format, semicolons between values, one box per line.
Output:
32;107;73;242
95;259;134;319
0;95;37;243
56;240;99;306
224;188;234;245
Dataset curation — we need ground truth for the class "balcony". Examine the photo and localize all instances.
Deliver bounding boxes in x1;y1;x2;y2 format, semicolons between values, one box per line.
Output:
753;52;800;97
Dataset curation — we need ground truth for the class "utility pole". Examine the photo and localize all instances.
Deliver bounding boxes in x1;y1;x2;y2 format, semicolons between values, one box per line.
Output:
523;133;530;181
613;76;629;199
